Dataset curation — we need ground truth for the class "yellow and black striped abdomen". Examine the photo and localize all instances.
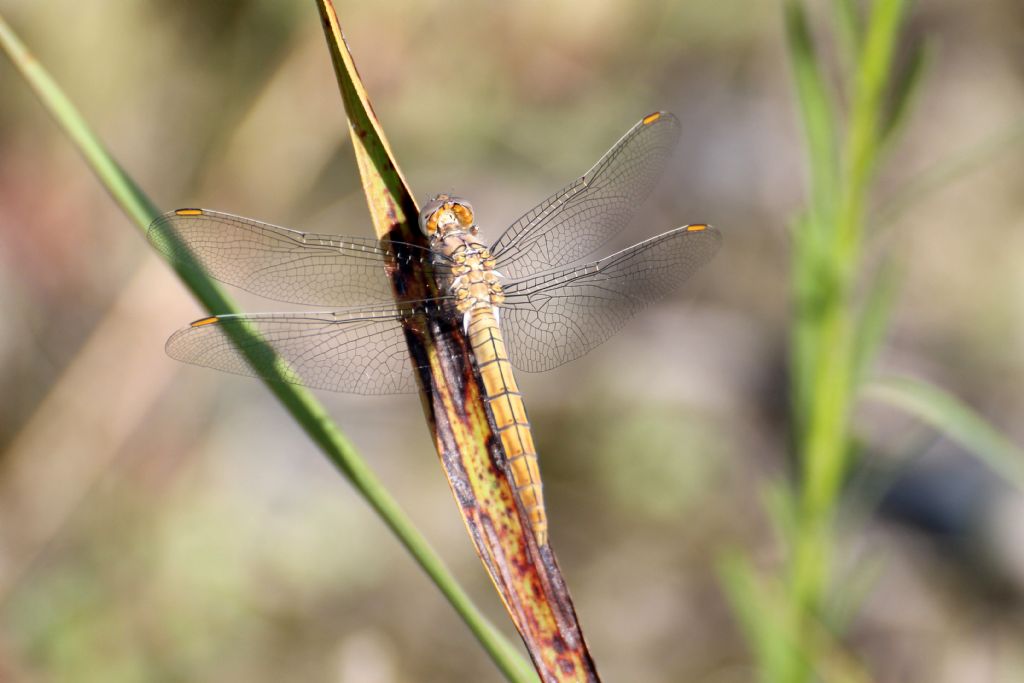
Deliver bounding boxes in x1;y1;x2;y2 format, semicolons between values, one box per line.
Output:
467;307;548;545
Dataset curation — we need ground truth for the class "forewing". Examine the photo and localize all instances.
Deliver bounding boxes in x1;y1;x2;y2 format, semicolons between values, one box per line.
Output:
166;309;419;395
148;209;440;307
499;224;720;372
489;112;681;279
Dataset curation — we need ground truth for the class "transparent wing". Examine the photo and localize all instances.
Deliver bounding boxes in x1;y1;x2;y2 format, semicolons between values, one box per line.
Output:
489;112;681;279
499;224;720;372
165;308;421;395
148;209;443;307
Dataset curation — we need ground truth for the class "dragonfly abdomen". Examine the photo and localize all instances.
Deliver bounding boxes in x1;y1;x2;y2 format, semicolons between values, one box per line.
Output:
466;307;548;546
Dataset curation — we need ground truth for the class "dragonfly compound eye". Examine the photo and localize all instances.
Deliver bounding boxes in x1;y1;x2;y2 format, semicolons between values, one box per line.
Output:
451;202;474;226
418;195;449;237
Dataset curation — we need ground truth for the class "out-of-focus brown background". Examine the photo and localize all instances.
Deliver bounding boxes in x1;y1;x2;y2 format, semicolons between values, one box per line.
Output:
1;1;1022;681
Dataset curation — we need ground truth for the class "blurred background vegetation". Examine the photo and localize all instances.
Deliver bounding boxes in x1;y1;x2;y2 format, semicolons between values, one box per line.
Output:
1;0;1023;681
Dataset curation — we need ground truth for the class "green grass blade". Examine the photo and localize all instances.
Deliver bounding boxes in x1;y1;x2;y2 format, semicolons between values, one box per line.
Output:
719;553;875;683
785;1;840;229
880;37;932;146
789;211;831;441
0;11;531;679
833;0;862;65
719;553;794;682
851;257;899;384
838;0;909;250
863;375;1024;491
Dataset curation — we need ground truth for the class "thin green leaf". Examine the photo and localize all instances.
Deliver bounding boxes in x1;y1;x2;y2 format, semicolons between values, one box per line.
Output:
785;0;841;230
851;257;900;384
863;375;1024;491
833;0;862;71
0;11;531;680
881;37;932;146
719;553;794;682
719;552;875;683
790;213;820;437
763;481;799;554
827;538;886;633
837;0;909;252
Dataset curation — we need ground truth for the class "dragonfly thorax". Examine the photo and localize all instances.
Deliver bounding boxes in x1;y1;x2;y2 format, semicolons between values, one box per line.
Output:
438;233;504;315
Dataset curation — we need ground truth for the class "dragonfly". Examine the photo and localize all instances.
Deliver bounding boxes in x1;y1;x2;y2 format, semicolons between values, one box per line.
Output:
148;111;720;546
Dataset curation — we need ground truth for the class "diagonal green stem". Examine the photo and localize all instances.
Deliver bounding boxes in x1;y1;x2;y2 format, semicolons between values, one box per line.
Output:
0;13;531;681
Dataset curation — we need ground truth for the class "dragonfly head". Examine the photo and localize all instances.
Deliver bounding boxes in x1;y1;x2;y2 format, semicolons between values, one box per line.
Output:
419;194;476;240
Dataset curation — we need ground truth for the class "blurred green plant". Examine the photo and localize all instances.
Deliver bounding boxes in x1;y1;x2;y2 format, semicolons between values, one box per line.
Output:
721;1;1024;681
0;12;534;683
